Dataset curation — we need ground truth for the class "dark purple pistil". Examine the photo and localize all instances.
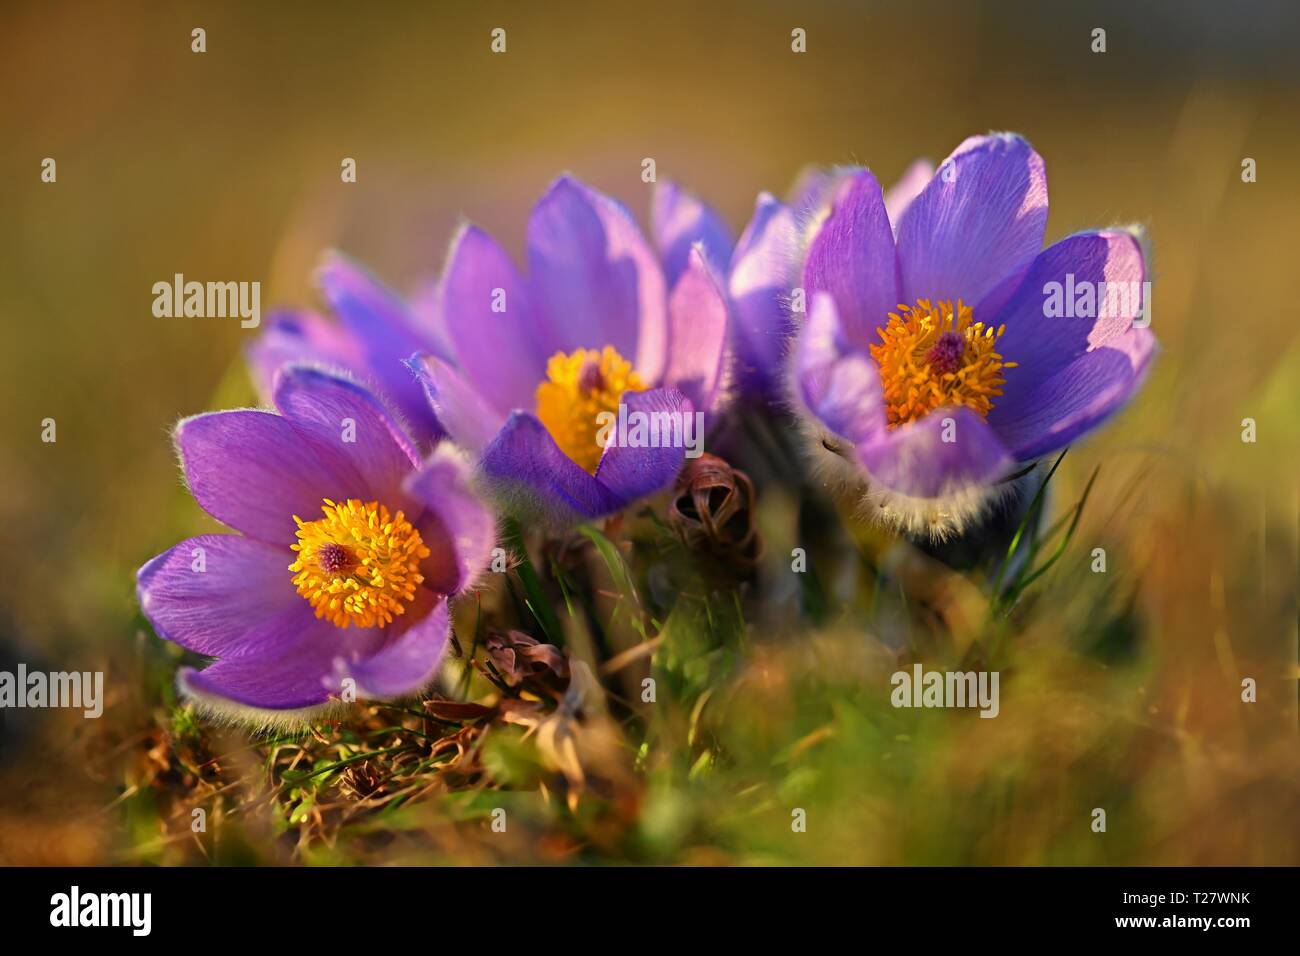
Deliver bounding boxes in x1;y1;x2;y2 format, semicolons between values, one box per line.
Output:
577;357;605;393
318;542;353;576
926;331;966;375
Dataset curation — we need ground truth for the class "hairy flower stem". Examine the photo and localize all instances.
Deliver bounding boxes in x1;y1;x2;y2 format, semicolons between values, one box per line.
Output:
912;463;1049;579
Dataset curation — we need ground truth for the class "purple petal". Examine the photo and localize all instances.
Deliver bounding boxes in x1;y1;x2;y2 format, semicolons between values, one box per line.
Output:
245;310;360;402
593;387;693;503
883;158;934;233
985;230;1146;383
408;353;505;454
332;597;451;700
404;447;498;595
436;223;547;413
811;354;886;448
175;409;355;545
137;534;301;659
272;365;421;506
315;252;443;442
583;183;673;382
478;411;623;525
801;169;900;351
895;133;1048;311
653;179;734;287
663;248;729;412
787;165;839;222
989;327;1156;460
316;252;426;358
178;608;388;712
729;193;798;398
858;407;1013;499
407;276;457;366
526;176;668;381
794;294;886;445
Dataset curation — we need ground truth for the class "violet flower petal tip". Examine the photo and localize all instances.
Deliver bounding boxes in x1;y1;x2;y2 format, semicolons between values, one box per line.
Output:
895;132;1048;308
663;245;731;413
437;221;546;412
526;173;661;366
653;177;735;285
407;351;504;454
729;192;798;398
310;250;446;445
802;168;899;350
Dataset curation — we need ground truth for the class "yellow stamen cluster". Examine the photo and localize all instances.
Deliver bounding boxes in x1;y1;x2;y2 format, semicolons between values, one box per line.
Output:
869;298;1016;428
535;345;645;474
288;498;430;629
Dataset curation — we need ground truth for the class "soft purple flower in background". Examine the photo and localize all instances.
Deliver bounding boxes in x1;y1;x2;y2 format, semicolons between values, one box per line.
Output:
247;254;451;447
136;366;493;725
719;185;797;403
409;175;737;527
791;134;1155;537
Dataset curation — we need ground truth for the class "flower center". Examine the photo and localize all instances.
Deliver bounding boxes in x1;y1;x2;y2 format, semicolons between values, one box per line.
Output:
869;298;1016;428
288;498;430;629
535;345;645;474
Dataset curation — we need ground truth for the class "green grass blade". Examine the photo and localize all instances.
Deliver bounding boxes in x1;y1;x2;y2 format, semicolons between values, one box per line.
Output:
991;448;1068;598
1003;463;1101;604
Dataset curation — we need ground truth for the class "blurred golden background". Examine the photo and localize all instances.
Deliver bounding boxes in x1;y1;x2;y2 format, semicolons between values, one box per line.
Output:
1;0;1297;864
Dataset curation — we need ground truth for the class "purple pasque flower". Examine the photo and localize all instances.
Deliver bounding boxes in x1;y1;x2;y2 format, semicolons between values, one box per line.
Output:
409;175;734;527
792;133;1155;538
721;160;937;402
136;365;494;725
247;254;451;447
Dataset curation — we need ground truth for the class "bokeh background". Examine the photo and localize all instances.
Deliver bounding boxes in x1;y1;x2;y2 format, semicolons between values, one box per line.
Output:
1;0;1297;864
